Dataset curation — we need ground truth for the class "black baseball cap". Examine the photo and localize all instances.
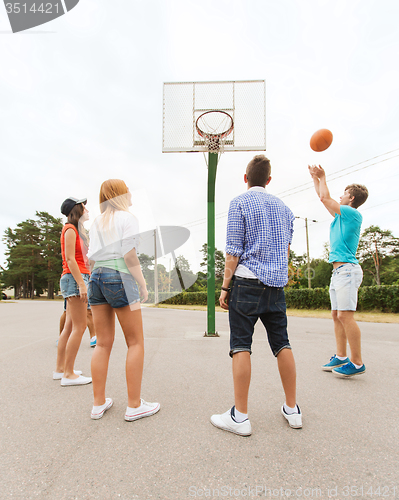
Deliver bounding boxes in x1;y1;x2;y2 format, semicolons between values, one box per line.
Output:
61;197;87;217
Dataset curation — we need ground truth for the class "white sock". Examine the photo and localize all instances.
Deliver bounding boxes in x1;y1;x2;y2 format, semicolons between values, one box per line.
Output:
233;407;248;423
336;355;348;361
283;403;298;415
353;362;363;369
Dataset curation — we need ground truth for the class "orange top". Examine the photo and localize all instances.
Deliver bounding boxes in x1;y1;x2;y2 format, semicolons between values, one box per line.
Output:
61;224;90;277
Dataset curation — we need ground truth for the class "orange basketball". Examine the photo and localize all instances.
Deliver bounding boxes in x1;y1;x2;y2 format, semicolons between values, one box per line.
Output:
310;129;333;152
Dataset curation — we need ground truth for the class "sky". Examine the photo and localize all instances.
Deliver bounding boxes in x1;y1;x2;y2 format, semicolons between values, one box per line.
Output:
1;0;398;275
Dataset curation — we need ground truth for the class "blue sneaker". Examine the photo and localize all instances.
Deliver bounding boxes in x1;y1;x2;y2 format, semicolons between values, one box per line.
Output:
332;361;366;378
322;355;350;372
90;336;97;348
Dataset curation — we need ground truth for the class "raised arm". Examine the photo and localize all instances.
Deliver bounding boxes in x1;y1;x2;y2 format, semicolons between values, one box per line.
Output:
308;164;340;217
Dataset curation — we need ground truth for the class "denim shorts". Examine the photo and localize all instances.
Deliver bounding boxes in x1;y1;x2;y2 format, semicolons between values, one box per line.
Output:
88;267;140;308
60;273;90;300
329;263;363;311
228;276;291;358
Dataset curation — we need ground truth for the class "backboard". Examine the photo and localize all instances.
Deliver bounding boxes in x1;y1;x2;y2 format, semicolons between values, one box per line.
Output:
162;80;266;153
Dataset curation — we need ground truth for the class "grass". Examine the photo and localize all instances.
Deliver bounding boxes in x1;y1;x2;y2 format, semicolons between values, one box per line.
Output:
152;304;399;323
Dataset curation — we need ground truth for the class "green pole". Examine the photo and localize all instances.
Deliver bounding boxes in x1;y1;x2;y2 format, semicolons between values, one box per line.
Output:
206;152;219;336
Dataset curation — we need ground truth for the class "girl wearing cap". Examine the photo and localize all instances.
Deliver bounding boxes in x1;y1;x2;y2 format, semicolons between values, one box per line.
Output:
54;197;92;386
87;179;160;420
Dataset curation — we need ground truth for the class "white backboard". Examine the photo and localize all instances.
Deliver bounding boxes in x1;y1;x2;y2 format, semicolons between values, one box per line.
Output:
162;80;266;153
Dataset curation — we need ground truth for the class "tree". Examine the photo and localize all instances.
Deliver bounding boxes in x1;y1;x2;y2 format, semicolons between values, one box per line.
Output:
170;255;197;291
288;250;332;289
200;243;225;285
2;212;63;299
357;225;399;286
36;212;63;298
138;253;155;291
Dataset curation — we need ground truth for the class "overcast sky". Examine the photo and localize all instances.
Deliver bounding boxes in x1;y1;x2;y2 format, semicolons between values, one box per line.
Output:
1;0;398;274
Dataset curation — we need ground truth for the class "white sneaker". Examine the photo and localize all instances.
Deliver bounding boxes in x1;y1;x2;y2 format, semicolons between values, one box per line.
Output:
281;405;302;429
91;398;113;419
125;399;160;421
53;370;82;380
210;406;252;436
61;375;92;386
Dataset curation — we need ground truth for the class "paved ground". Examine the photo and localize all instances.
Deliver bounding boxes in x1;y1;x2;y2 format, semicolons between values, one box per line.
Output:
0;301;398;500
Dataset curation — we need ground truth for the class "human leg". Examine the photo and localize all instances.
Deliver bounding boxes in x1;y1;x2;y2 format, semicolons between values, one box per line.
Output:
277;348;296;408
336;310;362;365
232;352;251;414
331;310;348;357
63;296;88;379
87;309;96;339
115;306;144;408
90;304;115;406
55;309;72;373
330;264;363;365
59;310;66;335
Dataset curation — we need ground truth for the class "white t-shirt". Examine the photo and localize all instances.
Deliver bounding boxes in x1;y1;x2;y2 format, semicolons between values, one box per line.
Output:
87;210;139;263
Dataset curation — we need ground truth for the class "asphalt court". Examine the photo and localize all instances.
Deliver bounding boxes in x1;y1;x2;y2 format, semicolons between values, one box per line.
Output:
0;301;398;499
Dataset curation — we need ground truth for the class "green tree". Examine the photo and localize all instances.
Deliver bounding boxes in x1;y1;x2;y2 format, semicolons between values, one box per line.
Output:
311;259;333;288
138;253;155;290
288;250;332;289
200;243;225;287
357;225;399;286
2;212;63;299
2;219;42;298
36;212;63;298
170;255;197;291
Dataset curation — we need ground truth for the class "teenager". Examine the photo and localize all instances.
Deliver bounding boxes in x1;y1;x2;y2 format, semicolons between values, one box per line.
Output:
87;179;160;421
211;155;302;436
309;164;368;377
54;197;92;386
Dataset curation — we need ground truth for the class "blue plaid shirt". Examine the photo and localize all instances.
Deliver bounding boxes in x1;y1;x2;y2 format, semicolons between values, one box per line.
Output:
226;187;294;287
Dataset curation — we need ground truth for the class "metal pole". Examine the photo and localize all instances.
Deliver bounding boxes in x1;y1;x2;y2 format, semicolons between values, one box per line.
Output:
206;152;219;336
305;218;311;289
154;229;158;305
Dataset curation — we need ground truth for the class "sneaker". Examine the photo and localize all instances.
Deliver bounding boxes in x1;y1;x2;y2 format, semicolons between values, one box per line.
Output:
61;375;92;386
322;355;350;372
91;398;113;419
281;405;302;429
125;399;160;421
90;336;97;347
53;370;82;380
332;361;366;378
210;406;252;436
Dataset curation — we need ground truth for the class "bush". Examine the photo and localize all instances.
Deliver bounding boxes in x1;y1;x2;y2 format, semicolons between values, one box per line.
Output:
147;286;399;313
285;287;330;309
358;285;399;313
147;291;219;306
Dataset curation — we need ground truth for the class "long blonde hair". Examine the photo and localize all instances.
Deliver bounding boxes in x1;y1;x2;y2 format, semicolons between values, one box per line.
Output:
99;179;130;229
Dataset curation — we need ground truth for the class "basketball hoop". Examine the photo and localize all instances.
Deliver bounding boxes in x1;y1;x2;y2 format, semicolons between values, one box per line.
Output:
195;110;234;153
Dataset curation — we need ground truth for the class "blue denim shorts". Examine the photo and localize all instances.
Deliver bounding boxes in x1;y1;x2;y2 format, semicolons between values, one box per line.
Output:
60;273;90;299
88;267;140;308
330;263;363;311
228;276;291;358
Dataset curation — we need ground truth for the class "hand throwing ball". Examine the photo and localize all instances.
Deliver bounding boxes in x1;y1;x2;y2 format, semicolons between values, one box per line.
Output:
310;129;333;152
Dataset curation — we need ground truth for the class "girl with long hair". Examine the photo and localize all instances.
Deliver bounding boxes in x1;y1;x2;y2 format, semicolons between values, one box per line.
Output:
87;179;160;420
54;197;92;386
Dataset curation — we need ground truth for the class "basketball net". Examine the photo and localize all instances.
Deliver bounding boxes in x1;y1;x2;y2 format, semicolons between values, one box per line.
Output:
195;110;234;161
